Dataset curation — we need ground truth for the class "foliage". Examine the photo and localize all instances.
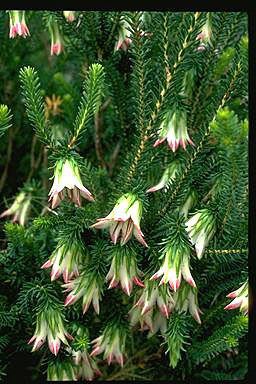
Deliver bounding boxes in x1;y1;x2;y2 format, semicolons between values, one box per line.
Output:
0;10;248;381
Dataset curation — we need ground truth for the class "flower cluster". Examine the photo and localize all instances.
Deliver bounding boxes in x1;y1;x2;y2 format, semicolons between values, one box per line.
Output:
63;272;102;315
106;247;144;296
41;240;84;283
28;309;73;356
172;281;202;324
150;242;196;291
90;193;147;247
91;324;126;367
9;11;30;38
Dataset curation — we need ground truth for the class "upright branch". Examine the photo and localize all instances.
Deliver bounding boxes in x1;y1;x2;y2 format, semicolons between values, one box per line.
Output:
126;12;201;185
68;63;105;150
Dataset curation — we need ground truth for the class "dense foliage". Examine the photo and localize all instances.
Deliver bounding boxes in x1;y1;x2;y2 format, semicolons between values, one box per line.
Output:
0;10;248;381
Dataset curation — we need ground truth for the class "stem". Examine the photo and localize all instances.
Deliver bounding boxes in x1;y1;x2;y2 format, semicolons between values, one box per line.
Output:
158;61;240;219
126;12;200;185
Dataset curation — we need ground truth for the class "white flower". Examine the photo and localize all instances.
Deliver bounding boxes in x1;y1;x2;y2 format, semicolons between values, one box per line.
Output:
90;193;147;247
48;158;94;208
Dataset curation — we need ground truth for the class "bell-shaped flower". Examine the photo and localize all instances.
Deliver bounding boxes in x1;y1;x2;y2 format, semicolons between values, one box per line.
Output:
63;11;75;22
48;158;94;209
153;110;194;152
90;193;147;247
62;272;102;315
133;279;174;318
0;191;32;226
48;19;64;55
41;240;84;282
147;160;179;193
178;189;198;219
150;243;196;291
106;247;144;296
173;281;202;324
224;280;248;315
196;12;212;51
114;18;132;52
185;208;216;259
9;11;30;38
91;325;126;367
28;309;73;356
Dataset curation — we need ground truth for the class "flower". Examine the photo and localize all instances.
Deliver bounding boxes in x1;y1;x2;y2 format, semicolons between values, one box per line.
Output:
133;280;174;318
146;160;179;193
0;191;31;226
90;193;147;247
106;247;144;296
150;244;196;291
185;209;216;259
91;325;126;367
9;11;30;38
173;281;202;324
63;11;75;23
48;158;94;209
196;13;212;51
28;310;73;356
153;110;194;152
224;281;248;315
114;18;132;52
178;189;198;219
63;273;102;315
41;241;84;282
48;19;63;55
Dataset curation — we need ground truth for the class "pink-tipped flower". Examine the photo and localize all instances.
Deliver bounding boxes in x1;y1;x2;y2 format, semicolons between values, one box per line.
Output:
28;310;72;356
185;209;216;259
48;19;64;55
91;325;126;367
62;273;102;315
48;158;94;209
173;281;202;324
196;12;212;51
153;110;194;152
90;193;147;247
146;160;179;193
0;191;31;226
224;281;248;315
114;18;132;52
41;241;83;283
106;247;144;296
9;11;30;38
63;11;75;23
150;243;196;291
129;280;173;338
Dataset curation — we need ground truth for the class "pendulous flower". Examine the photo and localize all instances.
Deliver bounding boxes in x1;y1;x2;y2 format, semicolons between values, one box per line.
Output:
185;208;216;259
173;281;202;324
150;243;196;291
153;110;194;152
91;324;127;367
41;240;84;283
62;272;102;315
9;11;30;38
224;280;248;315
28;309;73;356
0;191;31;226
106;246;144;296
48;158;94;209
48;19;63;55
90;193;147;247
147;160;179;193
